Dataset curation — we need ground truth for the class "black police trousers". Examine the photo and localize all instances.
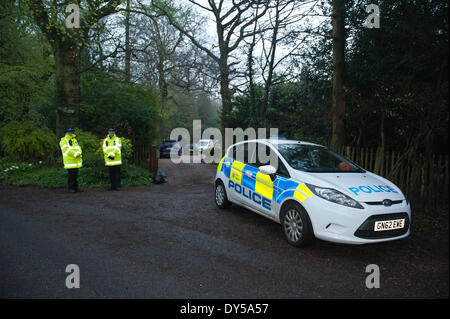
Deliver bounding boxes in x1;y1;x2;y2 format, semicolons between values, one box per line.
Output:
108;165;121;190
67;168;79;191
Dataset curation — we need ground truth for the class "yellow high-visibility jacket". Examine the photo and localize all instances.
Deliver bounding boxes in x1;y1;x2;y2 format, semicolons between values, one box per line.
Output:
59;134;83;169
103;135;122;166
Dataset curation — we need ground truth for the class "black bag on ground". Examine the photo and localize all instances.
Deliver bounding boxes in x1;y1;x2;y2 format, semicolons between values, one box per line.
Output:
154;170;168;184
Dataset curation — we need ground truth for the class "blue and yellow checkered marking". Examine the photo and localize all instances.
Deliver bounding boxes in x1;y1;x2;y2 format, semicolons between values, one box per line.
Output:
218;157;314;208
275;178;313;203
242;165;258;191
220;157;233;179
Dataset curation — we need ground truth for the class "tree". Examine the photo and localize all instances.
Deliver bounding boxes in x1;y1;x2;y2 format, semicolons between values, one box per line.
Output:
80;70;158;145
124;0;131;82
150;0;271;131
0;0;53;124
27;0;123;136
129;8;216;138
247;0;324;126
344;0;448;154
330;0;346;148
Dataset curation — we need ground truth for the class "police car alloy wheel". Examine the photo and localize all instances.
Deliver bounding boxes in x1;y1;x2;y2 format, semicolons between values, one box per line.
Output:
215;181;231;209
280;202;314;246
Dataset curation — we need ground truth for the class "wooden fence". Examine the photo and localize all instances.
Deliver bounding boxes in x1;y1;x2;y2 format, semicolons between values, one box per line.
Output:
330;145;449;206
130;142;448;206
130;144;158;175
131;144;151;169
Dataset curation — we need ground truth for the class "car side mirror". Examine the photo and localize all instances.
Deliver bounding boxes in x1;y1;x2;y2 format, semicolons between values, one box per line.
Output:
259;165;277;182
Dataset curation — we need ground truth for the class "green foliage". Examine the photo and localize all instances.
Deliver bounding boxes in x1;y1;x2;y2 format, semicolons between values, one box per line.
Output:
0;158;64;187
343;0;449;152
82;153;106;170
230;0;448;153
78;166;109;187
0;121;58;162
159;91;220;140
73;128;101;157
120;165;154;186
230;77;330;145
120;137;133;160
0;157;152;188
80;71;159;145
0;0;53;124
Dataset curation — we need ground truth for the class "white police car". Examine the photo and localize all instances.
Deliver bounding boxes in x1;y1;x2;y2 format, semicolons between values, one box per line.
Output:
214;139;411;246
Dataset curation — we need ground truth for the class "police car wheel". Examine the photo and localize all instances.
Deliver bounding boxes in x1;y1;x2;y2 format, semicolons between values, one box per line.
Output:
215;181;231;209
280;202;314;247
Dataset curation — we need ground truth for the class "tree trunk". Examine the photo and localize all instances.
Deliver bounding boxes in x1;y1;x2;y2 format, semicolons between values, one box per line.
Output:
157;59;168;139
247;20;258;127
27;0;121;137
219;56;232;132
330;0;346;148
261;0;281;128
53;41;80;137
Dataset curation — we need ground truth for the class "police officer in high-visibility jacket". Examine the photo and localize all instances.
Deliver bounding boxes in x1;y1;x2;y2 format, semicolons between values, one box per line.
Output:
103;128;122;190
59;128;82;193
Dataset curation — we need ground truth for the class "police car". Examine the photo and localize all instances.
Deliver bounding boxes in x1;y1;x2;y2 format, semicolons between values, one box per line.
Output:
214;139;411;246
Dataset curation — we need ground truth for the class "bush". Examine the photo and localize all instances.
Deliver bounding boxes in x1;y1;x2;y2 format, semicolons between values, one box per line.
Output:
82;153;105;169
73;128;101;158
120;137;133;160
121;164;153;186
0;159;64;187
0;158;152;188
0;134;152;188
0;121;58;162
80;71;159;145
20;167;67;187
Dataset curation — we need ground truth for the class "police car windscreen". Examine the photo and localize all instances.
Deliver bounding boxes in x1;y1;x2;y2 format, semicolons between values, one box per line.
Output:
277;144;364;173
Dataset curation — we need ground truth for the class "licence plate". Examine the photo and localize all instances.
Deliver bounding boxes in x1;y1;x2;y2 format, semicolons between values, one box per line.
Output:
374;219;405;231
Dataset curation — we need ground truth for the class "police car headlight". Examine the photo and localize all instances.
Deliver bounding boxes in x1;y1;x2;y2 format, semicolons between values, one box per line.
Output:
306;184;364;209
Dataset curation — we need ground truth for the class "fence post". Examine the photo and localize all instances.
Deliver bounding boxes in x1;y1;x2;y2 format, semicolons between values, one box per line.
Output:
149;145;158;176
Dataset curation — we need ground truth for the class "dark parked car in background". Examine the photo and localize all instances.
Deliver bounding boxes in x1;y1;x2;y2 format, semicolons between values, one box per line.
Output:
160;139;182;158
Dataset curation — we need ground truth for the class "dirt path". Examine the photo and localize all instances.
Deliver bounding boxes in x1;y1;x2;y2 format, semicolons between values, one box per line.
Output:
0;158;448;298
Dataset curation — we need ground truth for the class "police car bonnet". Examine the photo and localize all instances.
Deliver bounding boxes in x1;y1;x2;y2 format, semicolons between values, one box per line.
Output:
307;172;404;202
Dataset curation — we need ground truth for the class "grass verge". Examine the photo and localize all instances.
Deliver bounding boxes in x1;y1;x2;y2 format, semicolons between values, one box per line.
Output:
0;159;153;188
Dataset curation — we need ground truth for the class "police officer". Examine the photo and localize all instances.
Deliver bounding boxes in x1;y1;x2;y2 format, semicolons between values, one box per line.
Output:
59;128;82;193
103;128;122;190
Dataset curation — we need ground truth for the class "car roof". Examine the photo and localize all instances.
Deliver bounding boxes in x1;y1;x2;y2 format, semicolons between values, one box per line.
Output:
240;138;323;147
